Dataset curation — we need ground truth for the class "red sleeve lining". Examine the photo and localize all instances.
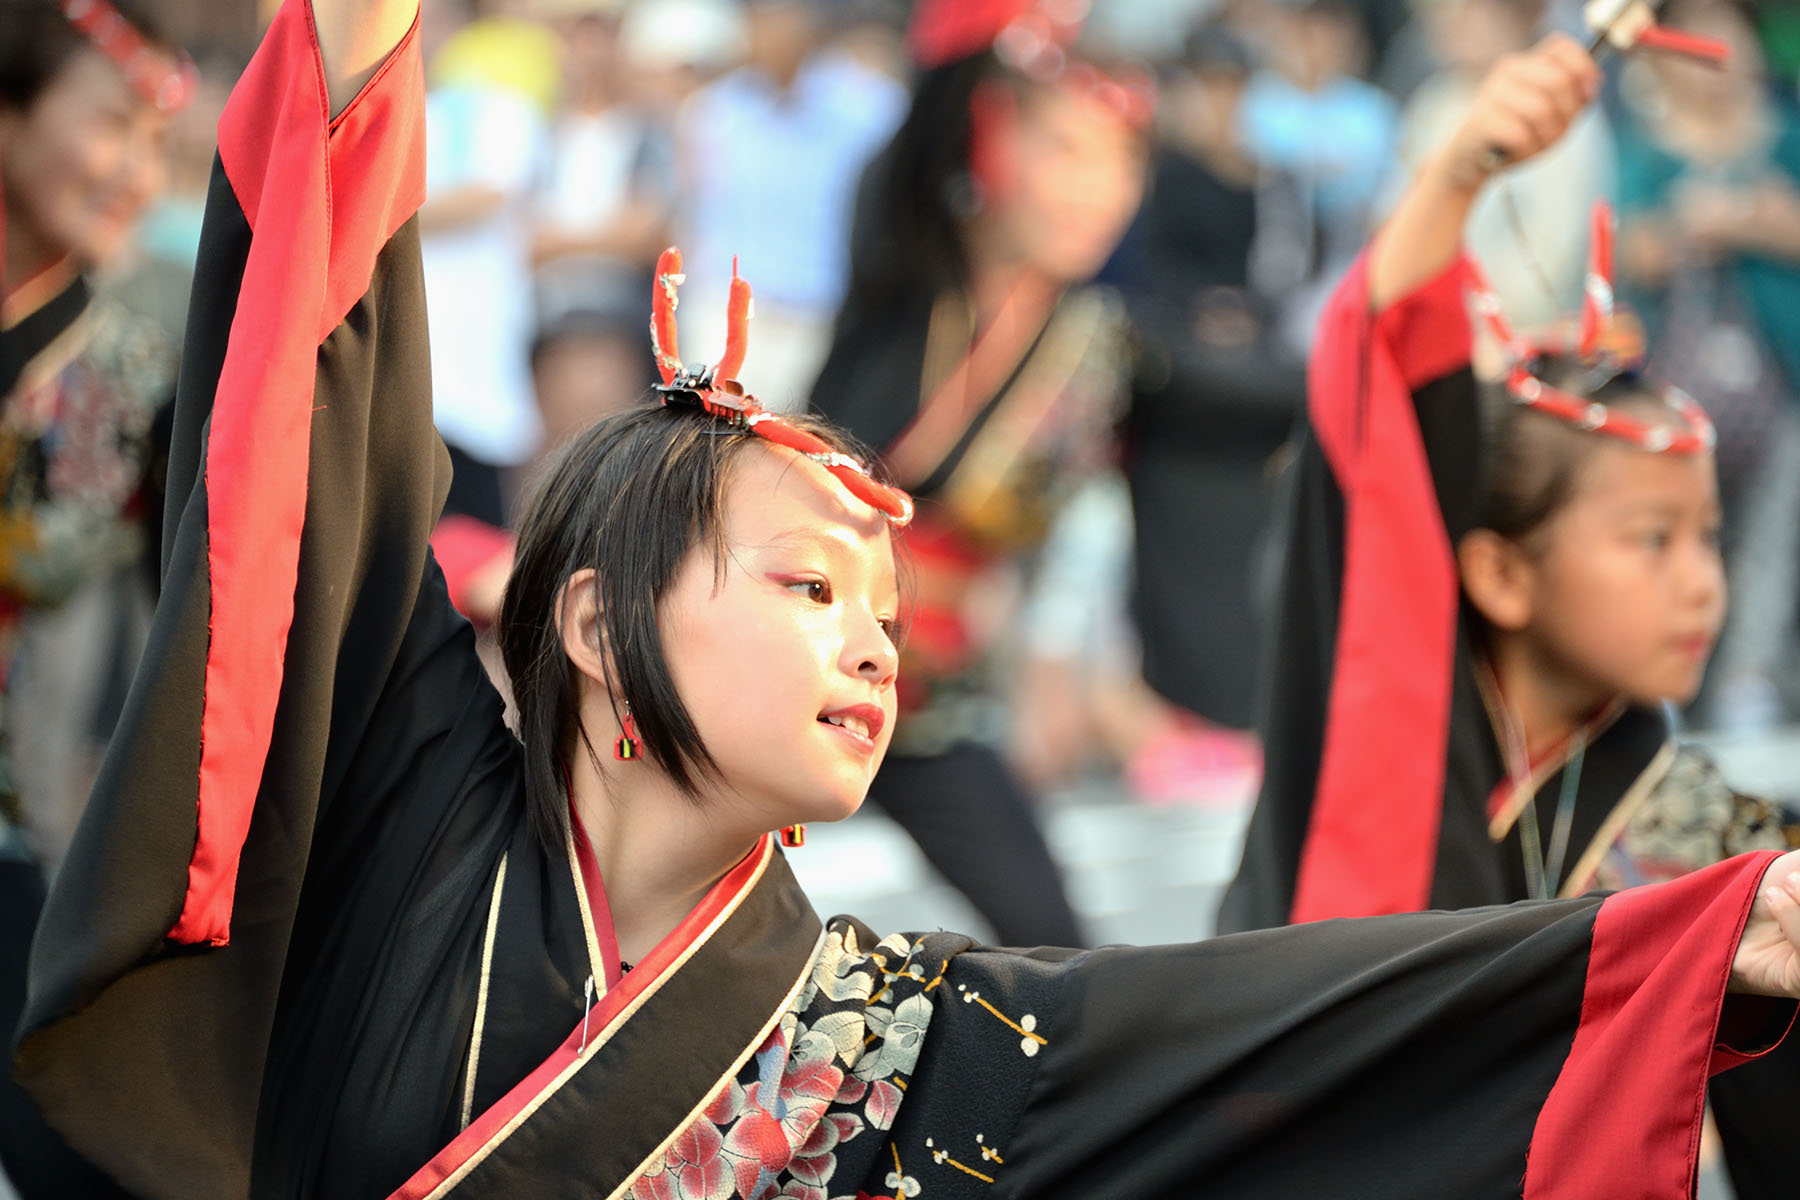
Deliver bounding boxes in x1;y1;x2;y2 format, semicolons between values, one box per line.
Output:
1290;253;1473;922
170;0;427;945
1524;852;1791;1197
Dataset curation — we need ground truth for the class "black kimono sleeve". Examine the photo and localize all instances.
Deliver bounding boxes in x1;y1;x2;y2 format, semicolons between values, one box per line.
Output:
14;8;526;1197
1218;252;1488;932
889;853;1792;1200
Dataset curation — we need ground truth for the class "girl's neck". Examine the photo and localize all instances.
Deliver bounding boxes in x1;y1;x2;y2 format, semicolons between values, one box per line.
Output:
960;234;1057;332
564;745;753;968
1485;636;1615;765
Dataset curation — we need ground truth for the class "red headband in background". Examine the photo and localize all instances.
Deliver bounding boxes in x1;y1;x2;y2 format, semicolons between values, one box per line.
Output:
59;0;197;112
907;0;1154;128
1468;201;1715;456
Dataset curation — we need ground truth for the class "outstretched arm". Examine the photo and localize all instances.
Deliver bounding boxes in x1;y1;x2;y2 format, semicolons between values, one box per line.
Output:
313;0;418;116
1369;34;1601;309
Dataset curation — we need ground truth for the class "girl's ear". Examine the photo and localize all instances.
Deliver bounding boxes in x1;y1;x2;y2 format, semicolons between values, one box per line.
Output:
1457;529;1537;632
556;568;616;690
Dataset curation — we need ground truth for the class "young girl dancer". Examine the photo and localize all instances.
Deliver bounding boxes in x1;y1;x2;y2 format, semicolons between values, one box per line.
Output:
1215;20;1799;1199
16;7;1800;1198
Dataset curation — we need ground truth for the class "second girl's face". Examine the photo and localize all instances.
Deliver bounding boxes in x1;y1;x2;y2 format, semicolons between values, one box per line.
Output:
1524;442;1725;706
0;47;171;272
983;85;1147;284
659;445;900;836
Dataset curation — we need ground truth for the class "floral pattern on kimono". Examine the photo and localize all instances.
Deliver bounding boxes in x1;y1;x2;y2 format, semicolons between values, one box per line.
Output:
628;925;972;1200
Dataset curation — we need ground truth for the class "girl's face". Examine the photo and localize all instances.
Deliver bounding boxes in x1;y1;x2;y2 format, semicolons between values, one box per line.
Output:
1521;443;1725;706
0;47;171;272
658;444;900;835
980;84;1147;284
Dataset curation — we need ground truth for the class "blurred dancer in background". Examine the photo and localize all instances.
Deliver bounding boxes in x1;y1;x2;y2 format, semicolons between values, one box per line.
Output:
1;5;190;1192
812;0;1152;946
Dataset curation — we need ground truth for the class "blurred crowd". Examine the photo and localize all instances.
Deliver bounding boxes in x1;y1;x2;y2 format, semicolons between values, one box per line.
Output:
10;0;1800;941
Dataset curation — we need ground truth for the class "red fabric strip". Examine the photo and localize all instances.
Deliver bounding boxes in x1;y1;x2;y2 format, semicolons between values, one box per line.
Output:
1524;851;1790;1198
387;836;776;1200
169;0;426;945
567;801;625;991
1290;252;1474;923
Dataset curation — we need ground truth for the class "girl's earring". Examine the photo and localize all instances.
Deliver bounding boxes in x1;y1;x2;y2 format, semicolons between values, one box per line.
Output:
779;824;807;848
614;703;641;761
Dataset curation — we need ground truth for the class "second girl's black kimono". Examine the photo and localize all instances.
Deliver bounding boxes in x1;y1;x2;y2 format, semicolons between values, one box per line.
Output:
12;8;1799;1198
1216;250;1800;1198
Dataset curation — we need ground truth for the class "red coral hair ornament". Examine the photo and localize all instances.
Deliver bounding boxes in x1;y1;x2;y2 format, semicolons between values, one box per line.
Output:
648;249;914;526
1468;200;1715;457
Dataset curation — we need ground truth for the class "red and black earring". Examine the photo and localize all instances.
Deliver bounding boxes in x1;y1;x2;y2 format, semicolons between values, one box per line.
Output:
615;703;641;761
779;824;807;848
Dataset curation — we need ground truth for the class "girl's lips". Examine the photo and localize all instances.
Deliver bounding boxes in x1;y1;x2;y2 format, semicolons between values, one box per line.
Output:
818;703;885;750
1671;634;1714;660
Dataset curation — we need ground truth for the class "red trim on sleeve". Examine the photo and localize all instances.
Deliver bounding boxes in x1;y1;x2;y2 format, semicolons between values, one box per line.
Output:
168;0;427;945
1290;252;1474;923
1524;852;1791;1198
567;801;625;992
386;836;776;1200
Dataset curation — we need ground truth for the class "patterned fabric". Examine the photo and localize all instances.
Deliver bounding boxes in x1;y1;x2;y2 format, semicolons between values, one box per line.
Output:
0;290;174;824
1593;747;1799;892
629;922;1046;1200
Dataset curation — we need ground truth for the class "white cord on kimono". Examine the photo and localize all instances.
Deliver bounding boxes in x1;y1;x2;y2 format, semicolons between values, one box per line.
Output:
580;974;596;1053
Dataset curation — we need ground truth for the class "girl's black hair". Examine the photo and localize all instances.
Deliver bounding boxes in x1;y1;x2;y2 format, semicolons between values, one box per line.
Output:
1476;356;1697;545
497;402;895;850
841;51;1000;314
0;0;178;111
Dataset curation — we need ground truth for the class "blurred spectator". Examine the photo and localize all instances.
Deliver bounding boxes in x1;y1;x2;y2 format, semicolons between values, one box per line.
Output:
674;0;906;410
1387;0;1614;336
531;0;673;325
812;0;1154;945
1612;0;1800;734
1239;0;1398;352
1;5;192;1192
429;0;564;112
420;0;550;525
620;0;748;117
530;307;654;454
1111;23;1305;785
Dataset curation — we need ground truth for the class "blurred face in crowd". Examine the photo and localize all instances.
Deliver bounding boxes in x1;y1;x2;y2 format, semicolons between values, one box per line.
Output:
975;83;1148;285
560;11;624;103
532;327;648;451
1424;0;1543;74
744;0;817;87
1;46;170;275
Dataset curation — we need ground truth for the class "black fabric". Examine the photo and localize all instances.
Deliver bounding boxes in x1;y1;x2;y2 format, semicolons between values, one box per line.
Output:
998;900;1595;1198
0;860;130;1199
15;27;1794;1200
866;743;1084;949
1217;366;1668;933
809;289;936;463
1708;1034;1800;1200
0;275;90;400
440;439;508;529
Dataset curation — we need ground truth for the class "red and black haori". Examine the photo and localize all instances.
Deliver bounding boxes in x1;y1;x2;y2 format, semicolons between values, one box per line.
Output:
14;5;1799;1198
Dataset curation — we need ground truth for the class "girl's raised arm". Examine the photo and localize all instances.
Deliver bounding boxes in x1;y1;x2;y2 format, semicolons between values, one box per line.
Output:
1369;35;1600;310
313;0;419;115
17;5;517;1194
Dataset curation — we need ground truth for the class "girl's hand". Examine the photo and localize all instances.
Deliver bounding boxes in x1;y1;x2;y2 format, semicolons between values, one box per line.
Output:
1434;34;1603;195
1730;852;1800;997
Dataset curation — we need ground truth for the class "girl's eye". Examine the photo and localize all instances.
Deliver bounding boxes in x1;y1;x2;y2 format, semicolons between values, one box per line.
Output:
786;578;831;604
877;617;896;638
1640;530;1673;553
